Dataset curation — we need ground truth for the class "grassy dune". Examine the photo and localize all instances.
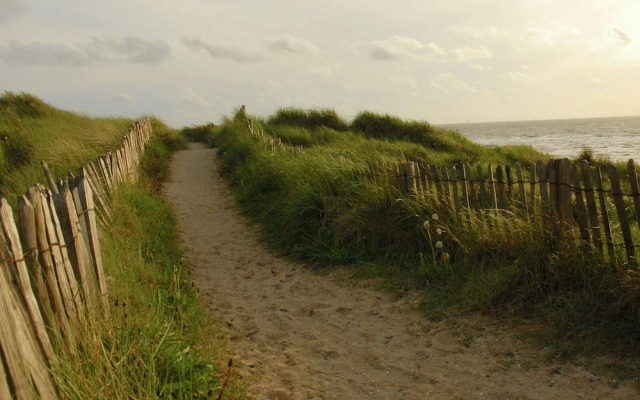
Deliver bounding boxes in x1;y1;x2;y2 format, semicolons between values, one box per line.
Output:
0;92;136;200
0;93;248;399
203;107;640;372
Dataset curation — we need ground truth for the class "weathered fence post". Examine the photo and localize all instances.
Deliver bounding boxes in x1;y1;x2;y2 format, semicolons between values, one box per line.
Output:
627;159;640;231
608;164;636;265
595;166;616;264
580;161;602;251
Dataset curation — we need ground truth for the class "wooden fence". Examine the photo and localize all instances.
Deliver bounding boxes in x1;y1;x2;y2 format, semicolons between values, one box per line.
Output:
361;158;640;266
0;118;152;399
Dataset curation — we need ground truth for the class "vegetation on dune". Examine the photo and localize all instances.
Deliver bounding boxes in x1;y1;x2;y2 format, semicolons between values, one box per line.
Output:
56;176;246;399
0;91;133;200
0;93;247;399
201;106;640;374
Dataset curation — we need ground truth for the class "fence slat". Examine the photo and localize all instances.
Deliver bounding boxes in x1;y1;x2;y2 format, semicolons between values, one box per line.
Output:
0;354;12;400
403;162;417;194
488;164;498;215
627;159;640;231
475;164;487;209
77;178;110;317
40;161;59;195
548;160;558;221
26;188;74;351
571;164;590;245
0;199;55;362
556;158;574;231
505;165;515;211
0;233;56;400
464;163;479;212
515;162;528;216
580;161;602;251
46;192;86;330
40;191;82;333
54;189;98;314
430;165;443;207
496;165;506;209
451;166;461;217
441;166;452;211
528;163;537;220
595;166;616;264
17;197;52;328
608;165;635;264
413;162;424;195
537;161;551;230
459;163;471;222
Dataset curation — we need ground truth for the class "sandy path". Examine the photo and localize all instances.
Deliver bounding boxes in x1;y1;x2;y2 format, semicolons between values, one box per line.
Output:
164;143;638;400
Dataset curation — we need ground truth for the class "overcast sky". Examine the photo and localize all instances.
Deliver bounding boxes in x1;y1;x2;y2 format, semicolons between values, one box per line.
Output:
1;0;639;127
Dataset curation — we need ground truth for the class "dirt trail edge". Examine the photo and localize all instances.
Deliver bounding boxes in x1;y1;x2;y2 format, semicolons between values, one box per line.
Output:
164;143;637;400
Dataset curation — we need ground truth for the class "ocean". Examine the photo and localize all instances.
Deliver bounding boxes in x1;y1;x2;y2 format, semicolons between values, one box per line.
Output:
439;116;640;162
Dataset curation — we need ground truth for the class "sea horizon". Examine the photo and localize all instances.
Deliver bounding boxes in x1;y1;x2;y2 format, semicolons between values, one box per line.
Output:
436;114;640;127
435;115;640;161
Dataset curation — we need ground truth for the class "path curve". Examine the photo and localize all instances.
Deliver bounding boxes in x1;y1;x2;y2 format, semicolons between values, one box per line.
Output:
164;143;638;400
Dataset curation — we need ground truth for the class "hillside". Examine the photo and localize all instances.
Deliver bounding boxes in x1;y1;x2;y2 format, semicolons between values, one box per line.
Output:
0;93;244;399
201;107;640;377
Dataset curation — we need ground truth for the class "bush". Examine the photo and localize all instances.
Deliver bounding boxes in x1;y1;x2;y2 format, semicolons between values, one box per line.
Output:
271;125;313;147
351;111;439;147
182;123;216;143
268;108;349;131
1;132;35;169
0;91;53;118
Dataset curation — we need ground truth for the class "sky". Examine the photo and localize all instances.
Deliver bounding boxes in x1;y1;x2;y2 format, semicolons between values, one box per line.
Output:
1;0;639;127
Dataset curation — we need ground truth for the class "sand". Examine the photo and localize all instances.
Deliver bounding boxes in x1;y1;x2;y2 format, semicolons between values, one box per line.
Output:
164;143;639;400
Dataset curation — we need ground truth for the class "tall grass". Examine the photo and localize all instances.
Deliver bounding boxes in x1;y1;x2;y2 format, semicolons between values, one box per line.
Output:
0;91;133;200
53;180;247;399
207;107;640;371
0;93;249;399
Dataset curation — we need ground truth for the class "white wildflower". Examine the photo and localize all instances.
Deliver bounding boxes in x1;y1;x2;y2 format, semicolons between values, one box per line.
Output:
435;241;443;249
436;228;442;235
432;213;439;221
423;221;430;229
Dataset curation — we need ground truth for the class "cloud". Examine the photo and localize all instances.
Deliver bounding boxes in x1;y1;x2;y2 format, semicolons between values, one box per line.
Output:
606;27;632;46
89;36;170;64
181;37;262;63
506;71;537;85
390;71;418;89
0;36;170;66
367;35;429;61
309;65;335;78
181;88;212;107
0;41;88;65
268;34;319;56
448;46;493;62
451;25;507;39
467;63;491;71
365;35;492;63
0;0;25;23
110;94;135;103
524;27;581;49
430;73;479;93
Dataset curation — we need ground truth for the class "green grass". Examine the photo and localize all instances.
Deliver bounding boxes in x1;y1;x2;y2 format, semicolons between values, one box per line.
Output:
54;179;248;399
0;93;249;399
0;92;134;200
204;107;640;378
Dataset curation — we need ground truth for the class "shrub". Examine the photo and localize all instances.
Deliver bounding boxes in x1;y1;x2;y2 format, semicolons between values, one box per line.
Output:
351;111;438;147
182;123;216;143
0;91;53;118
268;108;349;131
1;132;35;169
